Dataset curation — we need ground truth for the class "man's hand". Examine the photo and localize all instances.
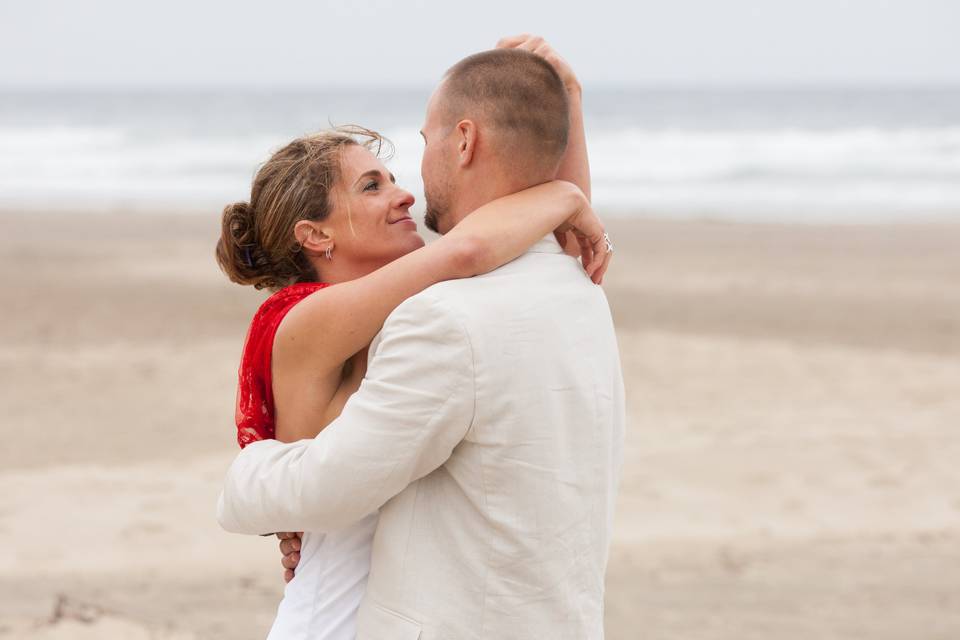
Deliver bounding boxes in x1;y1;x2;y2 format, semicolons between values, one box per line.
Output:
496;34;582;97
276;531;302;583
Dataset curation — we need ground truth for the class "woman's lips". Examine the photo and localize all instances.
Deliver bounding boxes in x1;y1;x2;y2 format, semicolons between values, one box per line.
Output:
390;216;415;225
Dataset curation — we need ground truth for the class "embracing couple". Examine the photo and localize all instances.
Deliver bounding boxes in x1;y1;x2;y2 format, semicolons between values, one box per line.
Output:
215;35;626;639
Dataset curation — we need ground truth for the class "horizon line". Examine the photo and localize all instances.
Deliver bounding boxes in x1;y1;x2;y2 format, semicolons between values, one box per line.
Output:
3;81;960;93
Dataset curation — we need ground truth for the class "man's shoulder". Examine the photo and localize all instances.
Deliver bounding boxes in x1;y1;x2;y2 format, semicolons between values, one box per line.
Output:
368;284;474;365
385;253;599;333
392;280;462;315
378;282;471;342
392;278;477;319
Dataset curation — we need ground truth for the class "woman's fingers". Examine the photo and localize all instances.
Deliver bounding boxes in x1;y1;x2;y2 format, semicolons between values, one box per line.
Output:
573;226;612;284
533;43;556;61
556;197;609;283
577;233;594;278
575;212;605;282
595;245;613;284
517;36;546;53
496;34;530;49
590;234;606;281
284;569;295;583
497;35;577;92
591;230;613;284
581;232;604;283
281;551;300;571
278;536;301;556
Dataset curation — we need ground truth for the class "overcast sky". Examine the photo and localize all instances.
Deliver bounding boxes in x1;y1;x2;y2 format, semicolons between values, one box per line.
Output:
2;0;958;89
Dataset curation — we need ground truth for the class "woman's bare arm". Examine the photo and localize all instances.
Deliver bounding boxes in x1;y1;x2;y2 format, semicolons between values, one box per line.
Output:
497;35;592;258
273;180;602;387
497;35;590;199
556;88;590;201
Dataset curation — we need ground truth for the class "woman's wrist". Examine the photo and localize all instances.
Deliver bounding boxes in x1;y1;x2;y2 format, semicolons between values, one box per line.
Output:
555;180;588;217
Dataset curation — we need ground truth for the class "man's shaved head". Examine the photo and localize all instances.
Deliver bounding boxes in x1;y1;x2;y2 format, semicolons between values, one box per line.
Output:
439;48;570;176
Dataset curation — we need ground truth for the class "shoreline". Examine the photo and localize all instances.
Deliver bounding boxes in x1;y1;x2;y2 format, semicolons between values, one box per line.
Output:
5;203;960;224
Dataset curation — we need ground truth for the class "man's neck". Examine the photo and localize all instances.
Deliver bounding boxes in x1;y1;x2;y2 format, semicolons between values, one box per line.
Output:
448;170;546;229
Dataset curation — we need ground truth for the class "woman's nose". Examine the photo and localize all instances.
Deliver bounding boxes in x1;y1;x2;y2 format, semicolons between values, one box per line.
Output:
394;189;415;210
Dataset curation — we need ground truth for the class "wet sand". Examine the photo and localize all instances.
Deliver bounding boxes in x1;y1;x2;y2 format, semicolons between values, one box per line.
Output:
1;211;958;639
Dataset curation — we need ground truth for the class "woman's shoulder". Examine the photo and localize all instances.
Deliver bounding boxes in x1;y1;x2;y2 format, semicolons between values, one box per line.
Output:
255;282;332;324
245;282;332;373
269;281;344;368
268;281;337;336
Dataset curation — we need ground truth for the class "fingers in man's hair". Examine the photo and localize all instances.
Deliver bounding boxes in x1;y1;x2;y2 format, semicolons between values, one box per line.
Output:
496;34;531;48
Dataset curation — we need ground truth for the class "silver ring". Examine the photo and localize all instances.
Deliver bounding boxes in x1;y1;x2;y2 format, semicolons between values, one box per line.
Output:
603;232;614;254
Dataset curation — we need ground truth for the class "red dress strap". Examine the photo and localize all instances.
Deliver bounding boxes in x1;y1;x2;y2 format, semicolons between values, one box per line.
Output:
235;282;331;448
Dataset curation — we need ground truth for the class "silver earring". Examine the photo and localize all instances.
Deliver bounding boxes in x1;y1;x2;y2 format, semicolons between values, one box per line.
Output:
324;246;333;261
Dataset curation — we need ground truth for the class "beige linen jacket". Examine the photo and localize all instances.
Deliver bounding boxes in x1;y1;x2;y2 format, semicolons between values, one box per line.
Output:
218;235;626;639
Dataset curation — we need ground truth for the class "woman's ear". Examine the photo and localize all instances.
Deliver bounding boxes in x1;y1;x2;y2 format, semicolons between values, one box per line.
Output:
293;219;332;254
456;119;477;168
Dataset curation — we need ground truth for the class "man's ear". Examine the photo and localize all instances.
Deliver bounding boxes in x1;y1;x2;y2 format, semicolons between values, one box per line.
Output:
293;219;332;254
455;119;478;168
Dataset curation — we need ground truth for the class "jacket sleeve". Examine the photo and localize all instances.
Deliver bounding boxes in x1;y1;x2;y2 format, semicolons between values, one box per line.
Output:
217;290;476;534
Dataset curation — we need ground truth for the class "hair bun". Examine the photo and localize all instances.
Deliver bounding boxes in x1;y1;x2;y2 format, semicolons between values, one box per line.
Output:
215;201;273;289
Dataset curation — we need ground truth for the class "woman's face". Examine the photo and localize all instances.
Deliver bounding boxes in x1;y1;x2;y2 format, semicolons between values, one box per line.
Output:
325;144;424;270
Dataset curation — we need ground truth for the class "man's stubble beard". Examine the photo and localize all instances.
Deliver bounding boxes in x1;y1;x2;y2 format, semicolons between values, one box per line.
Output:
424;203;441;234
423;183;451;235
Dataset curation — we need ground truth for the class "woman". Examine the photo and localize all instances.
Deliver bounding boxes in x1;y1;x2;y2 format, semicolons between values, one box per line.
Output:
217;137;601;637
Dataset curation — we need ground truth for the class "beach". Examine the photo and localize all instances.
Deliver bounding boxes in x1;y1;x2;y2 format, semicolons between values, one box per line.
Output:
1;211;958;639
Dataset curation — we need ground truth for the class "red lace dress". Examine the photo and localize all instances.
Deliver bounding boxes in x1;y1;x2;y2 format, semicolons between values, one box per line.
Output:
234;282;330;448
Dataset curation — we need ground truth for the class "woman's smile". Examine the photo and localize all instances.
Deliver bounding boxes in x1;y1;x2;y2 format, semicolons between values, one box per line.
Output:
389;215;416;227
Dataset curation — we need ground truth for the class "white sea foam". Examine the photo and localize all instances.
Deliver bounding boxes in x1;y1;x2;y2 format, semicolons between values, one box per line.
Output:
2;89;959;222
585;126;960;220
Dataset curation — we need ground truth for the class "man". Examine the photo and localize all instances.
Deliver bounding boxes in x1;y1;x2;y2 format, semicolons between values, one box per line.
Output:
218;37;625;639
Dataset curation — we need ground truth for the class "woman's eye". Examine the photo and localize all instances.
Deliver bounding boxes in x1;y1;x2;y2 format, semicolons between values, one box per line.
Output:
363;180;379;192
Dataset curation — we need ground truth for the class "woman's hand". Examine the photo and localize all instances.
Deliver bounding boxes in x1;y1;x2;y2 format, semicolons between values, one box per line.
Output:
555;188;612;284
497;34;582;97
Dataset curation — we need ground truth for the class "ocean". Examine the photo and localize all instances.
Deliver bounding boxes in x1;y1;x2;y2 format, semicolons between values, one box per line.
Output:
2;87;959;223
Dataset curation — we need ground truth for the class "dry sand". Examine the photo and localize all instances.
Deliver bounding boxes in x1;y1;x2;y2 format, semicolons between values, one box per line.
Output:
1;212;958;639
